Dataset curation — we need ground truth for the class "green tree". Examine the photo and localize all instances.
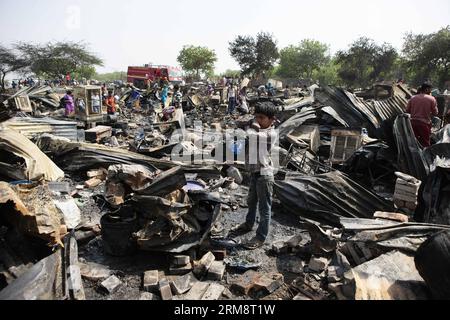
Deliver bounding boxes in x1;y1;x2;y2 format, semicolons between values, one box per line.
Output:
229;32;279;78
16;41;103;80
0;45;28;90
177;45;217;80
277;40;330;79
335;37;398;89
221;69;241;78
401;26;450;89
94;71;127;83
313;59;341;86
73;65;96;80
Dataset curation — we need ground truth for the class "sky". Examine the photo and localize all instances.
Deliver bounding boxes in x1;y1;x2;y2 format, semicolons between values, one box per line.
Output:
1;0;449;76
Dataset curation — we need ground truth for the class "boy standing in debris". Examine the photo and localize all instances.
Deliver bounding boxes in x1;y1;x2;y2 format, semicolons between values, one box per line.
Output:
406;83;439;147
230;103;278;250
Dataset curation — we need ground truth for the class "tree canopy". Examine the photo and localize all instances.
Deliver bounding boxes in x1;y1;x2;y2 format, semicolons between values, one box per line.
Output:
229;32;279;78
15;41;103;80
0;45;28;90
277;40;330;79
401;26;450;89
177;45;217;80
336;37;398;89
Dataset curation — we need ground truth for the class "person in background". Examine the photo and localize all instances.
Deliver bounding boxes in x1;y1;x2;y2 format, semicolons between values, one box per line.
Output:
160;82;169;108
91;91;101;113
172;84;183;108
63;90;75;117
237;86;249;114
105;90;116;115
284;85;290;99
229;103;278;250
406;83;439;148
77;98;86;113
227;83;238;114
11;81;17;90
266;82;275;97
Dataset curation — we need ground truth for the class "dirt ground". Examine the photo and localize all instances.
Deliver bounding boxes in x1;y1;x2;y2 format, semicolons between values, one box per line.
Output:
75;175;312;300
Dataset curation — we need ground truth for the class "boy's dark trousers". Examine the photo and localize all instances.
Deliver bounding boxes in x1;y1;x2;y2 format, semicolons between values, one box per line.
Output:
245;172;274;242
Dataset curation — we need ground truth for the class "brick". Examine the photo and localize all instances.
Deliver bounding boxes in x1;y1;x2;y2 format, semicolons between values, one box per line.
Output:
308;257;329;273
202;283;225;300
404;201;418;210
169;262;192;275
183;282;209;300
373;212;409;223
394;199;406;208
139;292;159;300
143;270;159;292
193;252;215;277
272;241;289;254
100;276;122;294
170;273;195;295
222;287;233;299
393;191;418;203
230;270;259;296
159;279;173;300
172;255;191;267
206;261;226;281
87;169;107;179
84;178;102;189
211;250;227;261
250;273;284;295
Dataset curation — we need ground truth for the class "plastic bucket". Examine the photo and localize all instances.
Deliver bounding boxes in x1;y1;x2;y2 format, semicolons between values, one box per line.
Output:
100;211;138;256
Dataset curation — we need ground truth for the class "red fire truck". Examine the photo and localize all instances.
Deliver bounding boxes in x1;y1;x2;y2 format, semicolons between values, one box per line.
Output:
127;65;183;89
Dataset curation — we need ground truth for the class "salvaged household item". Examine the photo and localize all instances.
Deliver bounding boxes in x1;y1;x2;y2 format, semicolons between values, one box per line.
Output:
73;85;104;123
393;172;422;210
85;126;112;143
101;206;138;256
330;129;363;164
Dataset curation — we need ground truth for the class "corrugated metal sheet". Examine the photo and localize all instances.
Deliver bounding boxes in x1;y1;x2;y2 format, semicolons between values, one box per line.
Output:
274;171;395;227
4;117;78;141
315;86;408;138
393;114;429;181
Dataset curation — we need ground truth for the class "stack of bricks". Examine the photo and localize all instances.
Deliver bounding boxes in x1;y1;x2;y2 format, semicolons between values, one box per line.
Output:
393;172;422;210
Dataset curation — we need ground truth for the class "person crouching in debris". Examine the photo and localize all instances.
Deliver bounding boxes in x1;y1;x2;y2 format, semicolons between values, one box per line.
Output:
105;90;117;115
63;90;75;117
230;102;278;250
406;83;439;148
